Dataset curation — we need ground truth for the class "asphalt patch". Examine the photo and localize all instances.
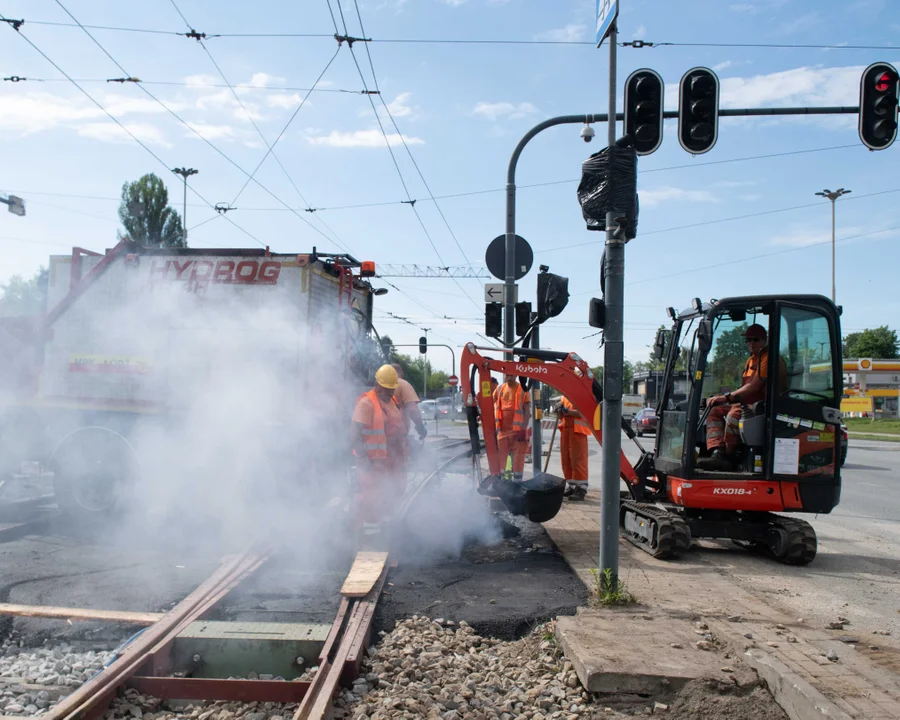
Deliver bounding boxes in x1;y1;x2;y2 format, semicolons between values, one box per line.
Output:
377;480;588;640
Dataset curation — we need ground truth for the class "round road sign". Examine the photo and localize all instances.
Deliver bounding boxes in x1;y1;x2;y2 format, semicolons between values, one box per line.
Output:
448;374;459;387
485;234;533;281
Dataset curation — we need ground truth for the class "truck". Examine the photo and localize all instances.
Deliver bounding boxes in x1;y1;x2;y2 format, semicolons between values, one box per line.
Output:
0;241;386;528
621;394;645;419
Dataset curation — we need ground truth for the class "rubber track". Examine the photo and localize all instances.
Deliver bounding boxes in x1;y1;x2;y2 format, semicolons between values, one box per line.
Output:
620;501;692;560
768;514;818;566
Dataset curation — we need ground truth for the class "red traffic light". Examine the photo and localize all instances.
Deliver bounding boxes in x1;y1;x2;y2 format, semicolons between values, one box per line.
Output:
875;71;894;93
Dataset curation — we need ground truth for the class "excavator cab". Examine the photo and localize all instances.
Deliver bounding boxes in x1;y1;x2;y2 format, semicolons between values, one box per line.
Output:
654;294;843;516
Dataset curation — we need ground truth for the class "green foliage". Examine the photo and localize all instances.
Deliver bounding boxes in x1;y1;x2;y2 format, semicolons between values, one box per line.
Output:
588;361;633;391
0;267;48;317
707;323;748;392
589;568;637;606
390;349;450;399
843;326;899;359
118;173;186;247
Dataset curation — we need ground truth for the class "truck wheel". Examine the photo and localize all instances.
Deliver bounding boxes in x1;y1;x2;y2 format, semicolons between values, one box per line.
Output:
49;427;138;531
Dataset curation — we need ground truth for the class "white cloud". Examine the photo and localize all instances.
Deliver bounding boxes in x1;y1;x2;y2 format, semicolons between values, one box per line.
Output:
77;122;171;148
712;60;732;72
720;65;864;108
632;25;646;39
381;92;416;119
472;101;538;120
103;95;181;116
0;93;103;134
266;93;305;109
248;72;285;88
535;23;588;43
183;122;238;141
440;0;467;5
639;187;719;207
770;224;864;248
306;129;424;148
183;73;218;87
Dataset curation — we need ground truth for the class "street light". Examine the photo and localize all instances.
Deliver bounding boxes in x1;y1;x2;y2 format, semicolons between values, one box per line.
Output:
814;188;851;303
172;167;198;245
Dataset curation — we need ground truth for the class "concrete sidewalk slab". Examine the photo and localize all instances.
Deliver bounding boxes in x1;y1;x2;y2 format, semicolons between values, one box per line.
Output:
556;607;744;694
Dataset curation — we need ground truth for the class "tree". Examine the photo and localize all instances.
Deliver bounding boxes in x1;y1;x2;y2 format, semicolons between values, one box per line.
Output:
389;349;449;398
587;361;634;393
707;323;748;392
118;173;186;247
0;267;48;317
843;326;899;359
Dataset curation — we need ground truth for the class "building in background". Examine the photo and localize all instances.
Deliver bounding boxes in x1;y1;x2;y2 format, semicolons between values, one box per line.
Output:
842;359;900;418
632;370;690;409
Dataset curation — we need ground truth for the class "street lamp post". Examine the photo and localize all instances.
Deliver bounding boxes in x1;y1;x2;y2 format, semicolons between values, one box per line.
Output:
172;167;198;244
814;188;851;303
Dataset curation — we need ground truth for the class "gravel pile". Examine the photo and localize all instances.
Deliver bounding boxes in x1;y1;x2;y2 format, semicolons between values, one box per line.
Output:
0;640;115;716
333;616;591;720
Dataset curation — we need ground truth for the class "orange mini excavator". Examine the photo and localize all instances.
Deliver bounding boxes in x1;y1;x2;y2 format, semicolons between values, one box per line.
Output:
463;294;844;565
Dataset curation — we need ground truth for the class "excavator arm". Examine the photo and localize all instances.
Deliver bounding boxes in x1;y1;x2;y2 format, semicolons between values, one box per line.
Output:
461;342;640;485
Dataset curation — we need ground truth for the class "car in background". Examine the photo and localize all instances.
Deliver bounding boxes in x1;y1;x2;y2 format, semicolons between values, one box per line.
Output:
632;408;657;437
436;397;453;416
840;422;848;466
419;400;437;421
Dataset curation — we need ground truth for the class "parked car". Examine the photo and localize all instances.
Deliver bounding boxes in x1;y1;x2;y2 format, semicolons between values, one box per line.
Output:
419;400;437;421
840;423;848;467
632;408;657;437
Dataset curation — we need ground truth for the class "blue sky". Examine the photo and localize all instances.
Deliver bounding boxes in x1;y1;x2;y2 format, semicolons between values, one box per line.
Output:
1;0;899;374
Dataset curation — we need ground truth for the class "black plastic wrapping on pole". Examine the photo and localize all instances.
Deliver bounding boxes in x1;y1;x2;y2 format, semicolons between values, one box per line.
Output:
577;145;639;240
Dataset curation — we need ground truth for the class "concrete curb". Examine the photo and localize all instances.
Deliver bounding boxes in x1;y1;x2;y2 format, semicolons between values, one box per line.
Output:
744;649;854;720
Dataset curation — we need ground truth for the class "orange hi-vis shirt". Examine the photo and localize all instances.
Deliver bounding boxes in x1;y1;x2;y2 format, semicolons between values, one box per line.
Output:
742;348;788;402
352;391;406;462
495;381;529;436
558;397;591;436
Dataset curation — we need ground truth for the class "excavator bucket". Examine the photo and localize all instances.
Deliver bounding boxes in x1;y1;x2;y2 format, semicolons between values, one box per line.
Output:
481;472;566;523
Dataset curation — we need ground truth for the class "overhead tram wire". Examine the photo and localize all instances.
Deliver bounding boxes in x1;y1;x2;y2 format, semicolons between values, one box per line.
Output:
329;0;482;312
2;76;374;94
49;1;344;251
164;0;347;249
12;20;899;50
351;0;485;296
0;14;264;248
545;187;900;255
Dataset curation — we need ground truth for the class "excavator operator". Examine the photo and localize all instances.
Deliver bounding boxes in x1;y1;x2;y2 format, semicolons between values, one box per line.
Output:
699;323;787;471
495;373;530;480
351;364;407;546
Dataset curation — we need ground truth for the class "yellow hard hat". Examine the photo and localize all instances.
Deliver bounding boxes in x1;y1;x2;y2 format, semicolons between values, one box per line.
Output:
375;364;399;389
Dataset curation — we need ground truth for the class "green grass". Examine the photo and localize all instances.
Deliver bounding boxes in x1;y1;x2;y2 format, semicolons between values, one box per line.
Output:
589;568;637;606
850;433;900;443
843;418;900;435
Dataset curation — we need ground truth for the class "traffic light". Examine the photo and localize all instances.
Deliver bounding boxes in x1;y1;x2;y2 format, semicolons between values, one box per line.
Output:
859;62;899;151
515;302;532;337
624;69;664;155
678;67;719;155
536;268;569;323
419;336;427;354
485;303;502;339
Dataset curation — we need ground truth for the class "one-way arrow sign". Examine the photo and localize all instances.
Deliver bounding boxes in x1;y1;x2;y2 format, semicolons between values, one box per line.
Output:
484;283;516;303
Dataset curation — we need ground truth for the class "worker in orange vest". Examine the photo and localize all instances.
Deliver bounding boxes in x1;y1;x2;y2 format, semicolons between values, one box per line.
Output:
494;373;530;479
351;364;407;546
557;396;590;501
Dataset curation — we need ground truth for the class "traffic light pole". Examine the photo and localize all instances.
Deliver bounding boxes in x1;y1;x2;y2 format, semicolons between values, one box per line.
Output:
600;20;623;593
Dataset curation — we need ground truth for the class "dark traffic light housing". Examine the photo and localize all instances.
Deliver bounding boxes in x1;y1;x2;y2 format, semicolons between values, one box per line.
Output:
624;68;664;155
515;302;532;337
859;62;899;151
678;67;719;155
485;303;502;339
419;336;427;354
536;268;569;323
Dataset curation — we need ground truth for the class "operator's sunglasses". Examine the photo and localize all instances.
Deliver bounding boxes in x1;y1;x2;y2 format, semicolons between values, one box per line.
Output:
745;337;763;342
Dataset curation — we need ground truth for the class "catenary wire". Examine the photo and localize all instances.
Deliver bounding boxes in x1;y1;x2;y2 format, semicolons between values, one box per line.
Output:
48;1;342;250
0;14;264;248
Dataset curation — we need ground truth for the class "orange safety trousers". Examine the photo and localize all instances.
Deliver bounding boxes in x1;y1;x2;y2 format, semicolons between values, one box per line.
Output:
706;403;742;453
497;433;528;473
560;428;589;484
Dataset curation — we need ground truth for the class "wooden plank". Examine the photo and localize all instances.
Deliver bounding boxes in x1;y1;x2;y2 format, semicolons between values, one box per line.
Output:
340;552;388;598
0;604;163;625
